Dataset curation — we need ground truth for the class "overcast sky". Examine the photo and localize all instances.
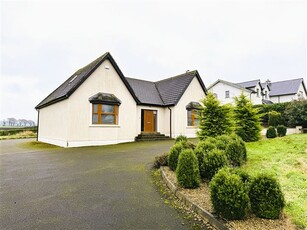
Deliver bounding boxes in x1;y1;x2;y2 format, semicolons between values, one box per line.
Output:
1;0;306;121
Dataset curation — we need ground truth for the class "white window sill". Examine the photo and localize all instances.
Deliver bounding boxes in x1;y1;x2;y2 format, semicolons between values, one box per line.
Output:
186;126;199;129
89;125;120;128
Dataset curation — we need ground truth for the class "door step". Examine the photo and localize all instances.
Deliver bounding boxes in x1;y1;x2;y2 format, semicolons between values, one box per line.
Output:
135;133;171;141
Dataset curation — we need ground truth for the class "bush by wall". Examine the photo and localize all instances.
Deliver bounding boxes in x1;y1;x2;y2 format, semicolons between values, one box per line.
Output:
210;167;250;220
268;111;283;127
254;102;289;125
168;141;191;171
266;126;277;138
284;99;307;128
225;136;247;167
249;174;285;219
176;149;200;188
276;125;287;137
202;149;228;180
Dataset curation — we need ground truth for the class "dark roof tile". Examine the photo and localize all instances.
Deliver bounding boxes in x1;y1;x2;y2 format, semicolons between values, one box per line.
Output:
269;78;305;96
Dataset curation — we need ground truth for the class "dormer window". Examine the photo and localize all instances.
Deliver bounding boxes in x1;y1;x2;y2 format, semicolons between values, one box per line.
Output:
89;93;121;125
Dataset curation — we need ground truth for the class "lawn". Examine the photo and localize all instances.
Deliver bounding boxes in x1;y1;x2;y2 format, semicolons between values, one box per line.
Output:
243;134;307;229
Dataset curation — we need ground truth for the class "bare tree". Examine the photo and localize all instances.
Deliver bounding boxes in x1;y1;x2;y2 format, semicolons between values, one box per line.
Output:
27;120;36;126
7;118;17;126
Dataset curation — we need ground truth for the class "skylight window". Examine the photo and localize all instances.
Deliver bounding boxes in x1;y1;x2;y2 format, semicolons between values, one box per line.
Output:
69;75;78;83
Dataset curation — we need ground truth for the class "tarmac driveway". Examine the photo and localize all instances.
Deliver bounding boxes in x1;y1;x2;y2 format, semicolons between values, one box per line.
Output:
0;139;200;229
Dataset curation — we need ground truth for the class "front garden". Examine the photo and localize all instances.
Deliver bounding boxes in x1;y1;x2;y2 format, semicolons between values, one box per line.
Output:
154;93;307;229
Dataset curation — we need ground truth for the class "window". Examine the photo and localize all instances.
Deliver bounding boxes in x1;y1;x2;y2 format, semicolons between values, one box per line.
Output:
92;104;118;125
265;91;268;99
225;90;230;98
257;88;260;97
187;109;200;126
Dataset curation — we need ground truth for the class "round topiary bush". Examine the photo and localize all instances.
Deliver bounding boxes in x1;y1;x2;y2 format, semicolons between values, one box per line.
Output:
276;125;287;137
176;149;200;188
175;134;188;143
194;140;217;178
210;167;250;220
249;174;285;219
203;149;228;180
168;141;190;171
215;135;232;150
266;126;277;138
225;136;247;167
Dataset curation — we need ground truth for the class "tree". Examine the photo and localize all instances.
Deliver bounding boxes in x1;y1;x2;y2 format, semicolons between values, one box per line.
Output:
197;92;234;140
7;118;17;126
284;99;307;128
268;111;283;127
233;93;261;142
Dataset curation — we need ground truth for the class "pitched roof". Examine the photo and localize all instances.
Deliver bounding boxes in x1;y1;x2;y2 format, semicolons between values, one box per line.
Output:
269;78;306;97
36;53;207;109
237;79;262;90
127;70;207;106
207;79;252;92
35;52;140;109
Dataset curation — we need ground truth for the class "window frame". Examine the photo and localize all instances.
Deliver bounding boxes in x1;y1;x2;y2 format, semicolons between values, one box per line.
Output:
225;90;230;98
187;109;200;127
92;104;119;125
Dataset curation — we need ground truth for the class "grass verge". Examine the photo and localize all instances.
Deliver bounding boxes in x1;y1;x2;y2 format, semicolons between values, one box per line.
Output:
243;134;307;228
0;131;37;140
18;141;60;150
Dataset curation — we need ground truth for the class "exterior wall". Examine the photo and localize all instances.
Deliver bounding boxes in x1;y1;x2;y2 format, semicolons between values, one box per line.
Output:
250;83;263;105
262;85;270;100
172;77;206;138
66;59;138;147
38;99;69;147
209;83;250;105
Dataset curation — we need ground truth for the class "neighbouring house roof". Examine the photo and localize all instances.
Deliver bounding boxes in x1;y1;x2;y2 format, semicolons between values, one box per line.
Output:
89;93;121;105
36;52;207;109
237;79;262;90
269;78;306;97
207;79;252;92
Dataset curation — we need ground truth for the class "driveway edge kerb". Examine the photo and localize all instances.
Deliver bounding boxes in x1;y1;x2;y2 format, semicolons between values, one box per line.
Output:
160;166;229;230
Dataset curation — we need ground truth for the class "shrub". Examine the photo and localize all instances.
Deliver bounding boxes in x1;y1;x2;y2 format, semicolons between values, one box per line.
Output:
284;99;307;128
266;126;277;138
168;141;191;171
268;111;283;127
176;149;200;188
276;125;287;137
225;136;247;167
215;135;232;150
202;149;228;180
210;167;250;220
194;140;217;178
153;153;168;168
254;102;289;125
175;134;188;143
249;174;285;219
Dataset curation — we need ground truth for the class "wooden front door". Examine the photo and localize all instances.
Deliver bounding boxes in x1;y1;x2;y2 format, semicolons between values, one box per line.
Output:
144;110;155;132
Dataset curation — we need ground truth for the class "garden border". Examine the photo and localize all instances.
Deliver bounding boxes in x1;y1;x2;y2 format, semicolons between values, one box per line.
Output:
160;166;229;230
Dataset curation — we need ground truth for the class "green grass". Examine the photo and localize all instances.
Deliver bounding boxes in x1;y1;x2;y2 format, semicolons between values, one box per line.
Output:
19;141;60;150
243;134;307;228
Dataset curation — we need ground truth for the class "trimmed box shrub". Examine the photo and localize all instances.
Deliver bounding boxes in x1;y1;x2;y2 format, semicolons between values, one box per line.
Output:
225;136;247;167
168;141;190;171
202;149;228;180
266;126;277;138
215;135;232;150
176;149;200;188
210;167;250;220
175;134;188;143
249;174;285;219
268;111;283;127
276;125;287;137
194;140;217;178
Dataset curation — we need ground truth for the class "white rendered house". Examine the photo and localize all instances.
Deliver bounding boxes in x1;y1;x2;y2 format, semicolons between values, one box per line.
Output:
35;52;207;147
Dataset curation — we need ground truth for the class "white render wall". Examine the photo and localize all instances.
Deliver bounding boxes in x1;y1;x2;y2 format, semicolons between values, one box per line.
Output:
173;77;206;138
38;99;69;147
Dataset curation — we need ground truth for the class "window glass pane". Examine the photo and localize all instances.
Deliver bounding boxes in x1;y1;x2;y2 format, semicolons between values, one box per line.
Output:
102;115;115;124
92;114;98;124
194;118;200;126
102;105;114;113
93;104;98;113
187;110;192;126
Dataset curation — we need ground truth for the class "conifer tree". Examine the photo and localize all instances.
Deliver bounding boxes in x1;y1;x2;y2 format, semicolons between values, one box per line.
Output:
234;93;261;142
197;92;234;140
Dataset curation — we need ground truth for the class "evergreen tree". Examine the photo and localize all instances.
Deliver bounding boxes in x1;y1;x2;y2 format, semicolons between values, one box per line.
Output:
197;92;234;140
234;93;261;142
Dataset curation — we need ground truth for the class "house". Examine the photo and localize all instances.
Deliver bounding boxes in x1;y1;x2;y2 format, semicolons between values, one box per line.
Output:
267;78;307;103
208;79;264;105
35;52;207;147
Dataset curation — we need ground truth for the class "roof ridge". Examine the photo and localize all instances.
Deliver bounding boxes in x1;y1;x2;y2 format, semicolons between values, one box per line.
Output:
126;77;155;83
156;70;197;83
270;78;303;84
236;79;260;84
